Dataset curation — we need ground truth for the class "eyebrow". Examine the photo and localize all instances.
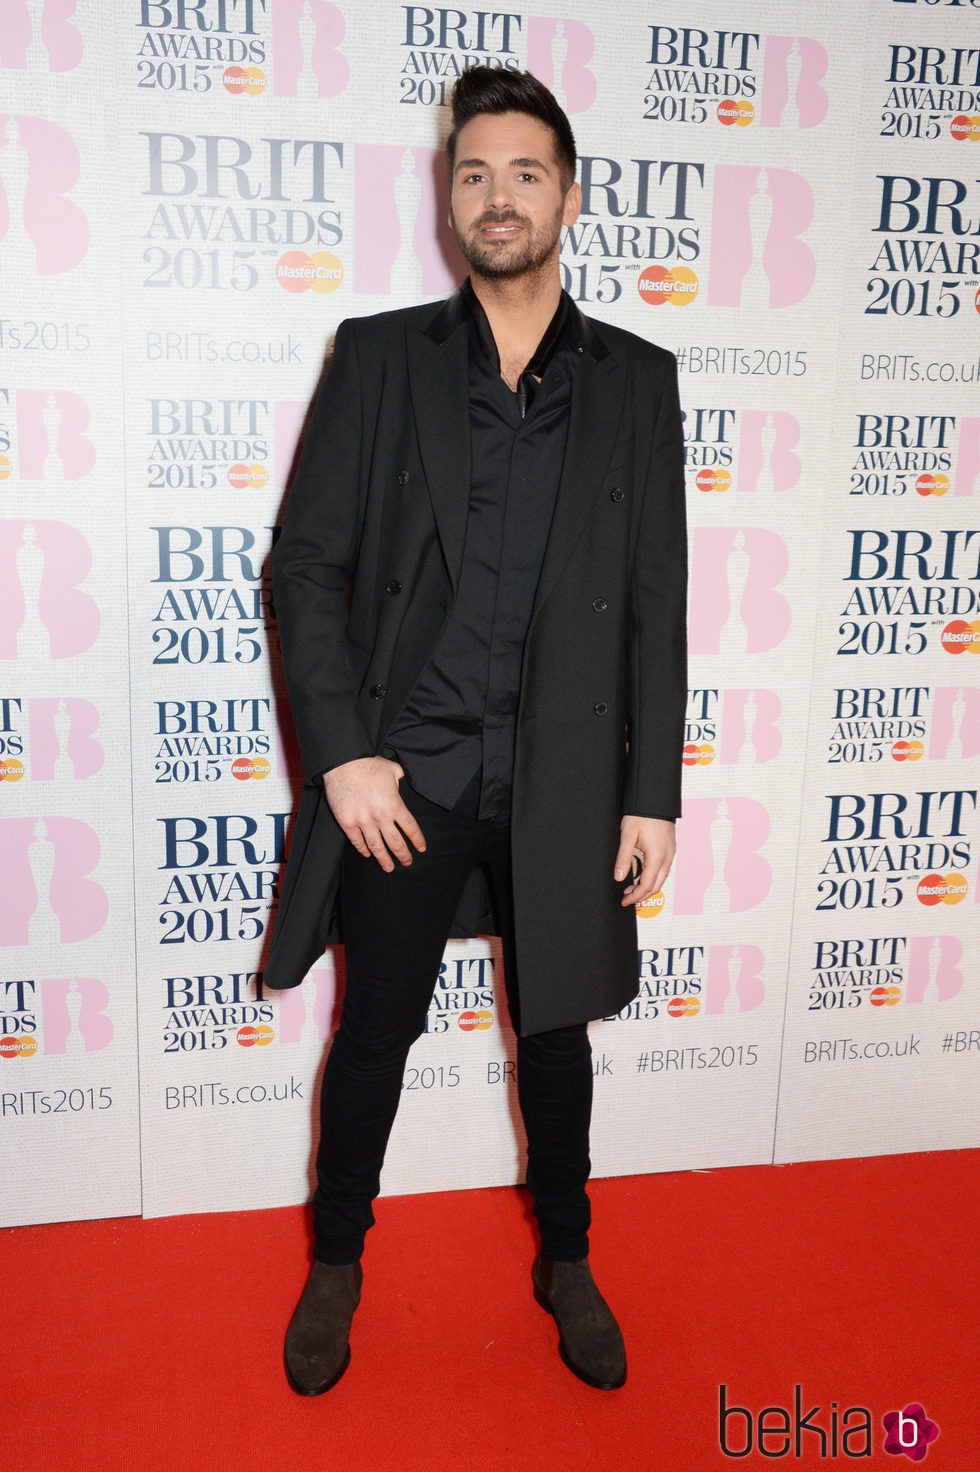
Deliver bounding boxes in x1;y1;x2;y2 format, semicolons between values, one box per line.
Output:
454;155;552;174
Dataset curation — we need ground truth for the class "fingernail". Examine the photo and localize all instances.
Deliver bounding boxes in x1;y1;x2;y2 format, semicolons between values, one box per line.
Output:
614;868;625;880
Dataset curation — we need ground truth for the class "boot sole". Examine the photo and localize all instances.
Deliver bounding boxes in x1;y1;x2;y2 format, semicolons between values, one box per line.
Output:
283;1343;352;1397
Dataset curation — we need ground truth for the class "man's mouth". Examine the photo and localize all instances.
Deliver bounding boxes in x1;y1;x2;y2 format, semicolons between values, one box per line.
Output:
477;217;524;236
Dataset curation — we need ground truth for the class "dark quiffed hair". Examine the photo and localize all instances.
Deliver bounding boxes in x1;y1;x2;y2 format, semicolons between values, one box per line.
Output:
446;67;577;192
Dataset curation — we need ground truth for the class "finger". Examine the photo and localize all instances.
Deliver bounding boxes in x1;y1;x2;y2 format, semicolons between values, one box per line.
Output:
394;804;427;854
379;821;414;867
613;834;636;882
362;827;395;872
343;825;373;860
621;858;658;907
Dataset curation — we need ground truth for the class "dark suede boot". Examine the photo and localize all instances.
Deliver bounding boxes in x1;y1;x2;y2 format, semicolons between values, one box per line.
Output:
284;1261;363;1396
532;1255;627;1389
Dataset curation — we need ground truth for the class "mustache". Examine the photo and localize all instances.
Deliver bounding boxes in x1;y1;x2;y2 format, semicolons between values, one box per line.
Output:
472;211;529;229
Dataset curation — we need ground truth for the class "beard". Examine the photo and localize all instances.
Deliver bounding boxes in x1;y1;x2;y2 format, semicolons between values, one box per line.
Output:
452;206;565;281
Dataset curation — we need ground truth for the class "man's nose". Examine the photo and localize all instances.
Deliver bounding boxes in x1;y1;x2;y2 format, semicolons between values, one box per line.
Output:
484;175;515;210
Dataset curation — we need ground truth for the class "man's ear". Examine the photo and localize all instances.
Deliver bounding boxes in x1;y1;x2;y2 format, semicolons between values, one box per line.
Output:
563;181;582;228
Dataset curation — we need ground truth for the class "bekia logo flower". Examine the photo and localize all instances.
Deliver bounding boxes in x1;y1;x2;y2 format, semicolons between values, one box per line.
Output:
882;1403;940;1462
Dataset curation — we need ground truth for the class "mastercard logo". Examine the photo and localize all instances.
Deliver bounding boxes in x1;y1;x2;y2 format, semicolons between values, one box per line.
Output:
228;463;269;490
637;265;699;307
231;756;271;781
0;1035;39;1059
917;873;968;906
458;1010;494;1031
683;742;715;767
915;472;949;497
941;619;980;654
277;250;344;294
0;758;25;782
695;467;731;494
717;99;755;127
870;985;902;1008
223;66;267;96
667;995;700;1017
951;114;980;142
237;1024;274;1046
891;740;923;762
0;454;12;481
635;890;665;919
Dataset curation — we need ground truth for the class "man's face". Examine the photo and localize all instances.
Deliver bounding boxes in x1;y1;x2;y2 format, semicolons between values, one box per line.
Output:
449;111;581;281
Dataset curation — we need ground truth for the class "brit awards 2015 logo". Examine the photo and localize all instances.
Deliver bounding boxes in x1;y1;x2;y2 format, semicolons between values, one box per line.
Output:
153;697;274;784
145;396;269;494
879;42;980;143
836;528;980;658
708;166;816;308
868;173;980;318
0;817;109;946
271;0;348;98
354;144;462;298
150;524;274;669
423;951;495;1034
0;116;88;275
684;689;782;769
140;129;344;293
669;797;772;916
610;943;766;1023
0;0;83;73
157;812;287;946
684;406;802;494
161;972;275;1052
0;697;103;782
0;521;99;660
848;413;955;498
689;528;791;655
818;789;975;915
807;934;964;1012
826;685;980;764
0;977;113;1061
641;26;827;131
394;9;595;113
136;0;269;96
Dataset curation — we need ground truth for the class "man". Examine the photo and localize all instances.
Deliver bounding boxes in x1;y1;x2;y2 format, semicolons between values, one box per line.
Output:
265;66;687;1396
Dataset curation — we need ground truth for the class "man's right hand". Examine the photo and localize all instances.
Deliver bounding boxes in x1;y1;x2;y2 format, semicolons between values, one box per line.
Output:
322;756;426;871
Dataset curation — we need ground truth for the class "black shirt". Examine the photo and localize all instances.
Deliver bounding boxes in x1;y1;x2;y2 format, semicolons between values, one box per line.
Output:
385;281;585;819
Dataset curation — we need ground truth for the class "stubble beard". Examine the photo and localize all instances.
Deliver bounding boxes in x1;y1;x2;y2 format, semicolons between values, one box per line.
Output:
453;206;564;283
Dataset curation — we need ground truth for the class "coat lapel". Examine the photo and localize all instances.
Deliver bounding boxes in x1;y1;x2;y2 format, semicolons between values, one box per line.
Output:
407;295;470;593
532;343;625;619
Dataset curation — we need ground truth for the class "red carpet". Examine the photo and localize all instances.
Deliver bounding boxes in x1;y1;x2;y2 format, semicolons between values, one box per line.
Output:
4;1151;972;1471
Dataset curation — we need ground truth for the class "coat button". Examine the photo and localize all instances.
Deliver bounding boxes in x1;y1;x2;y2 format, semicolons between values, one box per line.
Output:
397;470;410;485
593;701;608;716
610;487;624;502
385;579;402;595
592;597;608;612
370;684;386;700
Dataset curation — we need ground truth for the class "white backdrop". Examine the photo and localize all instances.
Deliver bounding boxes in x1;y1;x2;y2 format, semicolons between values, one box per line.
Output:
1;0;977;1228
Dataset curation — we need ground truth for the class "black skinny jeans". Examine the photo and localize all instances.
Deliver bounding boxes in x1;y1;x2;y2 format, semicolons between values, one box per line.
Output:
312;778;594;1266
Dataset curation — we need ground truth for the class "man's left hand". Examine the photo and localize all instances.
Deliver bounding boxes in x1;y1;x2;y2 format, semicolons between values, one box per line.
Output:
614;816;676;908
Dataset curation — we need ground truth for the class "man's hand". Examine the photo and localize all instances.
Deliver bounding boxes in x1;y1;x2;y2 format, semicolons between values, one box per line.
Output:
322;756;426;872
614;816;676;908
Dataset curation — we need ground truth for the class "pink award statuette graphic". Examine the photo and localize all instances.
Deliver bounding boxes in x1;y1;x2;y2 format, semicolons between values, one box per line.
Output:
759;37;829;130
39;977;113;1053
354;144;462;298
0;816;109;946
28;698;103;779
928;686;980;760
708;166;815;309
670;798;772;916
703;945;766;1013
0;0;83;73
525;18;596;115
689;528;791;655
736;412;802;493
0;520;99;660
905;937;964;1004
272;0;348;98
955;418;980;497
718;690;782;765
15;389;95;481
276;966;335;1044
0;115;88;275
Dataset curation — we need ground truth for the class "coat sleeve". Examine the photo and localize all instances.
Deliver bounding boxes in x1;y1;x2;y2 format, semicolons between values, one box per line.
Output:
271;319;375;783
622;349;688;819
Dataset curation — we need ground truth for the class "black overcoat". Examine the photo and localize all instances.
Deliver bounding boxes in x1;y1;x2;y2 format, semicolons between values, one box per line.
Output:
263;289;687;1036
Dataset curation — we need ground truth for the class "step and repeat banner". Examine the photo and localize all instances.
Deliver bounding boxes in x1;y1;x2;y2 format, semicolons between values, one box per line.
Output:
1;0;977;1227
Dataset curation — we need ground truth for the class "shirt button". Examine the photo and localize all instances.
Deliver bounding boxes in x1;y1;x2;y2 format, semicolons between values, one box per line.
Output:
592;597;608;612
575;345;585;355
385;579;402;595
593;702;608;716
610;487;624;502
397;470;410;486
370;684;386;700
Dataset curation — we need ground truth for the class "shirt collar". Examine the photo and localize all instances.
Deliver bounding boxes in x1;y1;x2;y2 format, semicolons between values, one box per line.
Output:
460;276;577;380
